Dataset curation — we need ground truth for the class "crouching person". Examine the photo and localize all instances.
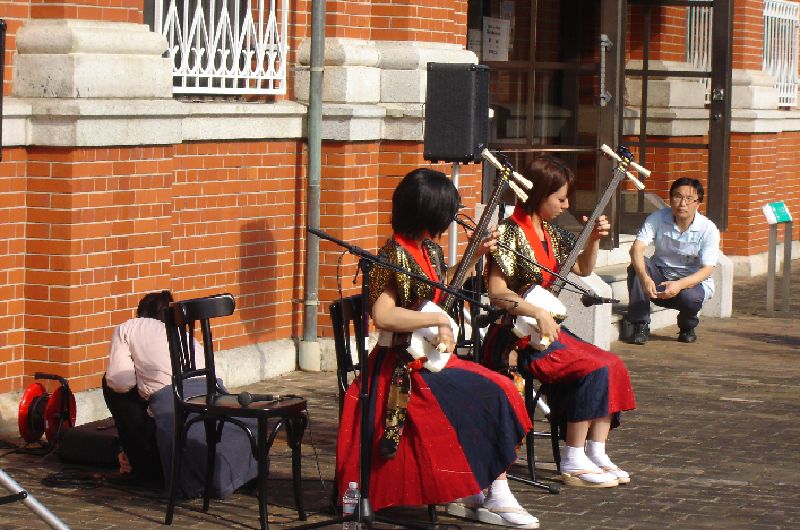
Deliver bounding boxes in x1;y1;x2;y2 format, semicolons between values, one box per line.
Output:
103;290;257;498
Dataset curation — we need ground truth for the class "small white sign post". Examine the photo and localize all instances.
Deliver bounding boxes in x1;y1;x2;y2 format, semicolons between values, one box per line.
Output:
762;201;793;314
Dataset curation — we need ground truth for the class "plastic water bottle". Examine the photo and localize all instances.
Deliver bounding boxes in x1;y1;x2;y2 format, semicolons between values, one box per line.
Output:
342;481;361;530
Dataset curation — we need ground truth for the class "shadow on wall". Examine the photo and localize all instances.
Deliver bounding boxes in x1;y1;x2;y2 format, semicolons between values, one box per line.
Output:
239;219;279;347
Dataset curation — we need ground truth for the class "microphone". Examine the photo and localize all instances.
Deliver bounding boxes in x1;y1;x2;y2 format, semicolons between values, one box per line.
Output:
453;216;476;232
473;307;507;328
581;294;619;307
237;392;281;407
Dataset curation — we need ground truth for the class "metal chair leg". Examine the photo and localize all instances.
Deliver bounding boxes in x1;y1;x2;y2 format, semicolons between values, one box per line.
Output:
508;377;560;494
427;504;437;523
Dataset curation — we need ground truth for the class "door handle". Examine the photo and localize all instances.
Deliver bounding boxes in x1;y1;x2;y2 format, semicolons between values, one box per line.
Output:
599;34;613;107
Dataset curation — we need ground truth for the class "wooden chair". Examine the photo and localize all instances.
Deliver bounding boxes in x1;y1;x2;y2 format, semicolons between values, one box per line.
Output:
163;293;308;530
328;295;364;415
328;294;437;524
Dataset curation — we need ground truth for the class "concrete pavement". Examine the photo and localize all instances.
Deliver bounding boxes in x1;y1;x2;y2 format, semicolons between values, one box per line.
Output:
1;268;798;529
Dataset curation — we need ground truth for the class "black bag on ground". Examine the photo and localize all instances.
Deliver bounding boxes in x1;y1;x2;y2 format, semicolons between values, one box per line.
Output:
56;417;120;468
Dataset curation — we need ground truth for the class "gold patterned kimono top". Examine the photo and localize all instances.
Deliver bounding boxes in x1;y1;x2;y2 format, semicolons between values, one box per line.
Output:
366;237;448;459
491;218;577;295
367;237;447;313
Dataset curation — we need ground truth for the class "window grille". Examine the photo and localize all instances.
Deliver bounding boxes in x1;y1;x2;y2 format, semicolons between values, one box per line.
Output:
154;0;289;95
685;4;713;104
764;0;800;107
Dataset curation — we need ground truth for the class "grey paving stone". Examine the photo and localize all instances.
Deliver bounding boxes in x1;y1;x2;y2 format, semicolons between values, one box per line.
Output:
1;268;799;529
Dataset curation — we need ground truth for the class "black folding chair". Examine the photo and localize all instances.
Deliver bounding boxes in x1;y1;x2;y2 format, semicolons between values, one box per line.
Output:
328;294;438;524
163;293;308;530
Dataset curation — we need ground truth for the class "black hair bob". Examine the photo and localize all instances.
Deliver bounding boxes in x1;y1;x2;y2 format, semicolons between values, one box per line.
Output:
391;168;460;240
136;290;174;323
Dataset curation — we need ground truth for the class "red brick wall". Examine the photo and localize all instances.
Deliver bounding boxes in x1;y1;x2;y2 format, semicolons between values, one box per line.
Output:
0;147;27;394
625;138;710;199
22;146;175;392
29;0;143;23
733;0;764;71
727;132;800;256
291;0;466;44
627;5;687;62
171;141;308;349
370;1;467;44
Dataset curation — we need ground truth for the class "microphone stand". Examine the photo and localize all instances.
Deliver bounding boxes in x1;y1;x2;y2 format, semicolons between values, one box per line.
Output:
309;227;494;312
295;227;498;530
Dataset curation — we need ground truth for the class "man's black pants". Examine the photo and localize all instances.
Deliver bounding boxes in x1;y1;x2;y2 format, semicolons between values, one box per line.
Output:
101;376;163;484
626;257;705;331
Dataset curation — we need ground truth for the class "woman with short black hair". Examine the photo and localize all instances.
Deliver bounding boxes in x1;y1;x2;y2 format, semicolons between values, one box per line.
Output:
336;168;539;528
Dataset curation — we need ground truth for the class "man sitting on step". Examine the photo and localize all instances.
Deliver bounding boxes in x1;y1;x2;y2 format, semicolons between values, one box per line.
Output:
626;177;720;344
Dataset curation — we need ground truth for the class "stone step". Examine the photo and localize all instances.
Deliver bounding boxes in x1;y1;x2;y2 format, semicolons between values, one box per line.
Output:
595;259;680;342
608;302;679;343
596;233;637;268
596;262;632;304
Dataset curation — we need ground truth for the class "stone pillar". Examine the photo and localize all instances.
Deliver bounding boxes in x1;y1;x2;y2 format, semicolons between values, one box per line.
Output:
9;18;181;402
14;19;171;99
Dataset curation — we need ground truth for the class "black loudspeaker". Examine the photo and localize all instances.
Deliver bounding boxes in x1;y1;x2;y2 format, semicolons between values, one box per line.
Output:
424;63;490;164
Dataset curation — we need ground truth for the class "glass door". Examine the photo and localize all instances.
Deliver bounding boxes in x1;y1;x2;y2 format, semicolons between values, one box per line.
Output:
470;0;624;244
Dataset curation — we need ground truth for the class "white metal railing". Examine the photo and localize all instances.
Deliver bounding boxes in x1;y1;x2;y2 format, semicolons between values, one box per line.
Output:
685;4;713;104
764;0;800;107
154;0;289;95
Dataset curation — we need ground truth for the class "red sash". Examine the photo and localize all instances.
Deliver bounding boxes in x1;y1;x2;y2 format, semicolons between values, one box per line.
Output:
393;233;442;303
509;205;558;288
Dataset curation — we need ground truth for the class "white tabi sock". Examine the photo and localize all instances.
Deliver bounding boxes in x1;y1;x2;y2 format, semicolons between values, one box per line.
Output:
560;445;600;473
482;479;538;526
559;444;619;485
454;491;485;508
585;439;629;481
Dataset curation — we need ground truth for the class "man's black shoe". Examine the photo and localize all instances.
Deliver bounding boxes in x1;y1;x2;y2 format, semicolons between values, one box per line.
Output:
678;329;697;343
628;322;649;345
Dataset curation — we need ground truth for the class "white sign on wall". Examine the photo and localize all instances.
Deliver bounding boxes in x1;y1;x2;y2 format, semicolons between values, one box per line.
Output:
483;17;510;62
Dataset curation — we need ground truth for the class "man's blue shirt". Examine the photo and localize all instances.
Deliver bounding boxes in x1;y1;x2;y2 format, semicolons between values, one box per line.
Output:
635;207;720;299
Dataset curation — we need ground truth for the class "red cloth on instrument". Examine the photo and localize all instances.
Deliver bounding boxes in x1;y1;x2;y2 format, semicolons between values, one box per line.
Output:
510;205;557;288
393;233;442;303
